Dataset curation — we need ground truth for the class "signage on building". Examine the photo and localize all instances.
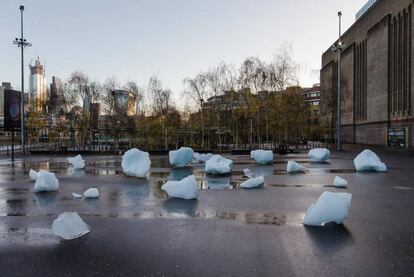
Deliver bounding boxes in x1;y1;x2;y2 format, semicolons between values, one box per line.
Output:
4;89;21;131
387;127;408;148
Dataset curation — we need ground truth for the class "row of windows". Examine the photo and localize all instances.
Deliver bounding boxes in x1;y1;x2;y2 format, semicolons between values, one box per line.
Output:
355;40;367;121
389;6;412;117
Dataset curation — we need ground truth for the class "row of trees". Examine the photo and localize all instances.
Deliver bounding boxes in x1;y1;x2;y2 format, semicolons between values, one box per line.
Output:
25;44;324;151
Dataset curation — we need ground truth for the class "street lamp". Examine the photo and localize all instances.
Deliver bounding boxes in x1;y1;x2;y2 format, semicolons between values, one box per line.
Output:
331;11;344;151
13;5;31;155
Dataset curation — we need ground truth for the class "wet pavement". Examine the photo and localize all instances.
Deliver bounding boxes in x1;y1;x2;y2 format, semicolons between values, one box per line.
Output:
0;150;413;276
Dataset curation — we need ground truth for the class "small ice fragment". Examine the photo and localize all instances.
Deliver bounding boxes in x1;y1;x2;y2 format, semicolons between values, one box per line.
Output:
303;191;352;226
243;168;256;178
353;149;387;172
72;193;83;198
161;175;199;199
67;154;85;169
334;176;348;188
193;152;214;163
308;148;330;162
205;155;233;175
83;188;99;198
287;161;306;173
33;170;59;192
52;212;90;240
250;150;273;164
29;169;38;181
121;148;151;178
240;176;265;189
169;147;194;167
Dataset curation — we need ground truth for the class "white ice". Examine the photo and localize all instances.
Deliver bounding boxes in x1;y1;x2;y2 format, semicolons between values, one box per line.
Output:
334;176;348;188
161;175;199;199
353;149;387;172
243;168;257;178
72;193;83;198
240;175;265;189
205;155;233;174
33;170;59;192
287;161;306;173
52;212;90;240
67;154;85;169
308;148;330;162
250;150;273;164
29;169;38;181
169;147;194;167
121;148;151;178
303;191;352;226
83;188;100;198
193;152;214;163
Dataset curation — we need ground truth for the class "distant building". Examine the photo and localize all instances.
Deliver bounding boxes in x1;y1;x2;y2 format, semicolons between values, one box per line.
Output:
29;57;47;110
111;90;137;116
49;76;64;114
302;84;320;124
320;0;414;148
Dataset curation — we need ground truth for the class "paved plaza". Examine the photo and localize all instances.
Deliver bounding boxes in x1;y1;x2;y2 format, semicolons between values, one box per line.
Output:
0;148;413;276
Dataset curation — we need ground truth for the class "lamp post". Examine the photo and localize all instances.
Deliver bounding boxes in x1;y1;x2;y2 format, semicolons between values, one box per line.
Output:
13;5;31;155
331;11;343;151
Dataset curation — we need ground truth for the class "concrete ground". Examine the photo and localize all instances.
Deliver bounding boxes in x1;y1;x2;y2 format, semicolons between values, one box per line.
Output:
0;149;413;276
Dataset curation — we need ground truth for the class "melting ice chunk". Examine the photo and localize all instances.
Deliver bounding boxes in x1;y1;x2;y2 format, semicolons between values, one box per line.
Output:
243;168;257;178
67;154;85;169
121;148;151;178
334;176;348;188
205;155;233;175
308;148;330;162
72;193;83;198
287;161;306;173
83;188;100;198
353;149;387;172
193;152;214;163
169;147;194;167
303;191;352;226
33;170;59;192
29;169;38;181
52;212;90;240
161;175;199;199
240;176;265;189
250;150;273;164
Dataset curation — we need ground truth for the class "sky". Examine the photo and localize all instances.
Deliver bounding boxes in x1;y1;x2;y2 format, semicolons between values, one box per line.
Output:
0;0;365;107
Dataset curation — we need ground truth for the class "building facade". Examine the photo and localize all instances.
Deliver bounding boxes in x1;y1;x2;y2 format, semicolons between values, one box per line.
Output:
320;0;414;149
49;76;64;114
29;57;47;109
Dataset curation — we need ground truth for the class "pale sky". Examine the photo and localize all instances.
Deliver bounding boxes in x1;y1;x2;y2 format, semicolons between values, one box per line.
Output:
0;0;365;106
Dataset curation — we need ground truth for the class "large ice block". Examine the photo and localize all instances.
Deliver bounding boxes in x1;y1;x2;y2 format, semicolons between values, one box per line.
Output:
169;147;194;167
121;148;151;178
303;191;352;226
286;161;306;173
308;148;330;162
240;176;265;189
67;154;85;169
353;149;387;172
250;150;273;164
161;175;199;199
205;155;233;174
33;170;59;192
52;212;90;240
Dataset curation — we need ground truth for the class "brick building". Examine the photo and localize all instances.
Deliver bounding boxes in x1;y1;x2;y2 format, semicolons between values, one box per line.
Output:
320;0;413;149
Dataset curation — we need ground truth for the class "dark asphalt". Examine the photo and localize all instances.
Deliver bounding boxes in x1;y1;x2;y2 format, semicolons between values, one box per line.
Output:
0;149;413;276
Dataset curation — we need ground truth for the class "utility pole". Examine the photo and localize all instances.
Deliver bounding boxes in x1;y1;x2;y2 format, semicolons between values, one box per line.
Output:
13;5;31;155
331;11;343;151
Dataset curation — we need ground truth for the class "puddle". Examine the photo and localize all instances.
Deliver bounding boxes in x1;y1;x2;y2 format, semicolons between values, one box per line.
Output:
152;179;242;193
268;184;340;189
274;169;356;175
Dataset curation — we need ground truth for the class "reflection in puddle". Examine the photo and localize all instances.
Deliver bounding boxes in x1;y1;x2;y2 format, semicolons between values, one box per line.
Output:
274;169;356;175
268;184;340;189
152;178;242;192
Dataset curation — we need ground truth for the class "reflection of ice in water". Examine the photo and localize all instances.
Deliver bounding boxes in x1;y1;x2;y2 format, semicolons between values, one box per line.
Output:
163;198;198;215
169;168;193;181
34;192;58;214
119;182;150;206
206;176;232;190
67;167;86;177
252;165;274;177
